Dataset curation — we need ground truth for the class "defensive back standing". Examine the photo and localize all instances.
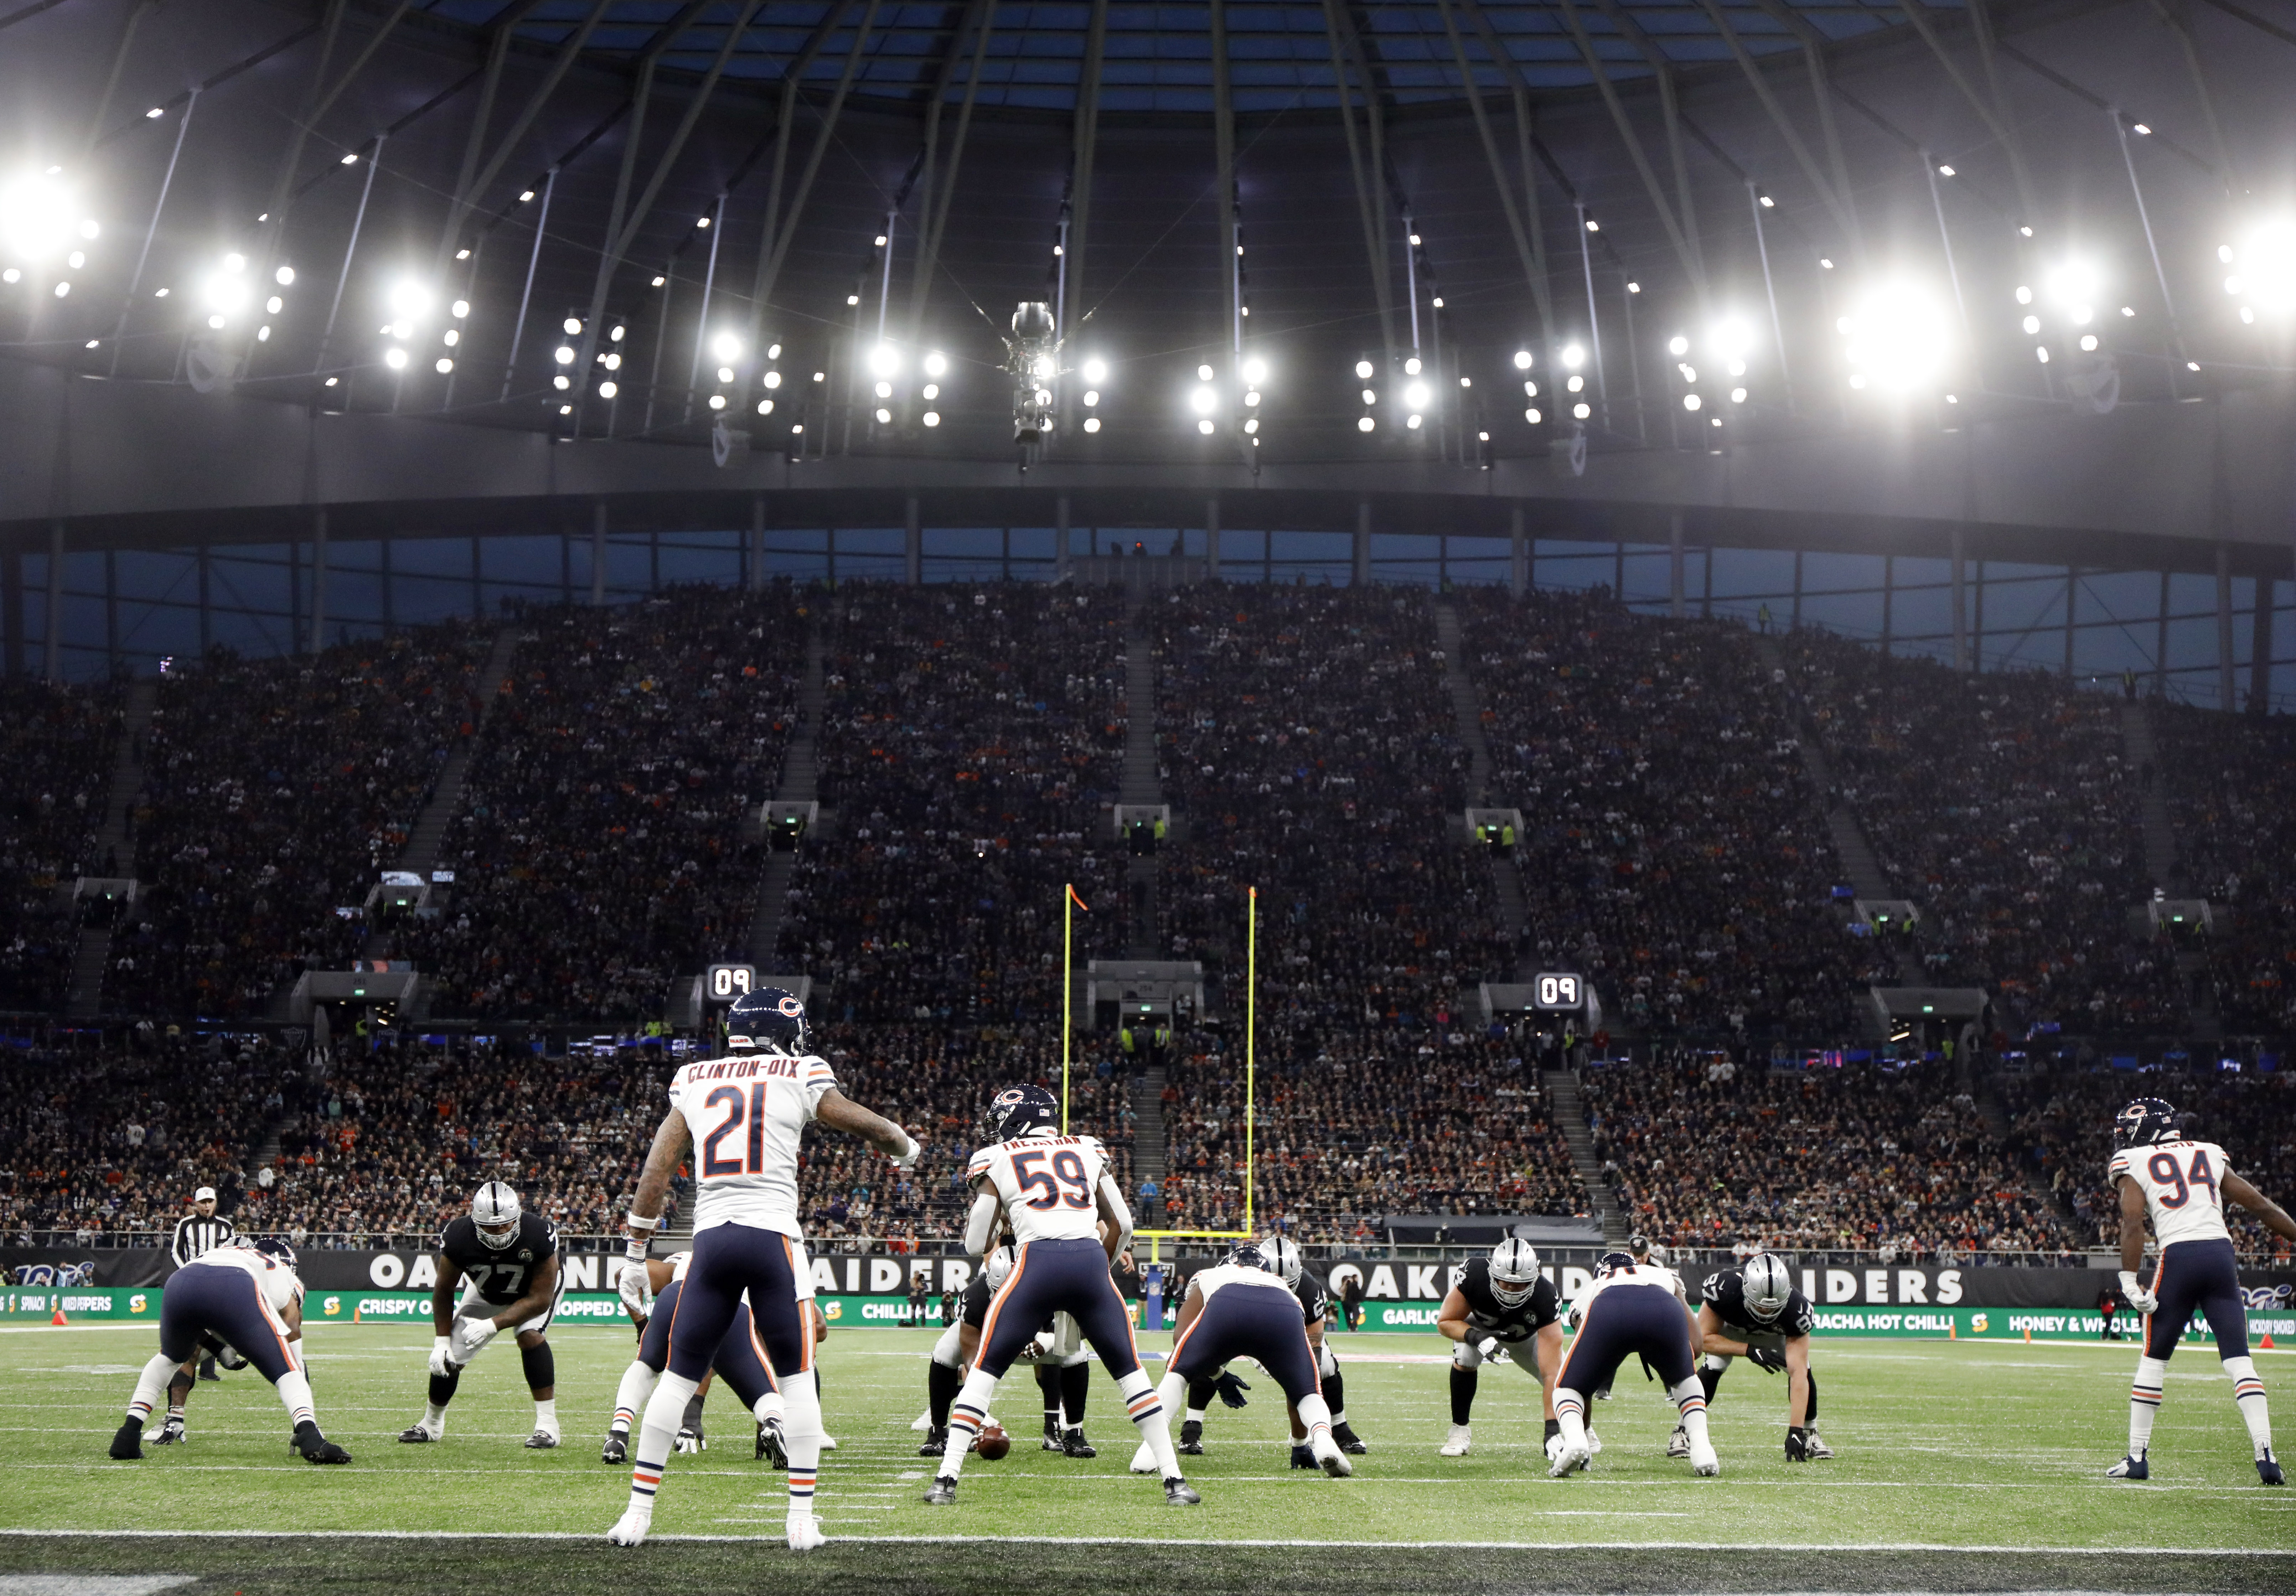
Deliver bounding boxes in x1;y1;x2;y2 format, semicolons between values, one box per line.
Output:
607;988;919;1549
2107;1097;2295;1484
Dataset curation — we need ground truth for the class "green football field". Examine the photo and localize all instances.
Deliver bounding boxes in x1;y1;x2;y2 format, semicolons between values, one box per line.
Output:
2;1322;2289;1593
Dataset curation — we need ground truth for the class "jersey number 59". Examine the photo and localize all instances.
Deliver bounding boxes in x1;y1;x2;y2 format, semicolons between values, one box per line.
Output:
1012;1148;1091;1211
2147;1147;2219;1209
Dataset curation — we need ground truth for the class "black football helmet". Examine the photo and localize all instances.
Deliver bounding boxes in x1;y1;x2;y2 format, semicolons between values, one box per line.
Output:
990;1084;1060;1142
1226;1242;1269;1273
1595;1250;1637;1278
728;986;810;1054
2114;1098;2179;1149
247;1236;298;1270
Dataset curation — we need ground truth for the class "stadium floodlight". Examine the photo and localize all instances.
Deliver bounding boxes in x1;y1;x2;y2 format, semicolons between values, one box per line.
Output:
764;370;782;389
2227;220;2296;315
276;266;295;286
1708;316;1755;363
1196;363;1214;381
1244;390;1261;407
1081;356;1107;384
0;170;89;265
1524;407;1541;424
383;280;430;324
599;380;617;398
200;261;250;317
874;406;891;423
1358;415;1375;432
714;331;744;363
435;357;454;374
866;342;899;378
554;345;575;364
1241;356;1268;386
1839;279;1955;391
920;409;939;427
1513;349;1532;370
1084;416;1102;433
1404;380;1431;411
1031;354;1054;380
1404;355;1422;375
1667;335;1689;357
711;394;729;409
553;374;570;390
1190;384;1217;415
563;315;582;334
1355;359;1375;380
1572;402;1590;419
873;379;891;398
726;367;743;385
925;349;950;378
384;346;408;370
2043;260;2103;323
1683;393;1701;411
1561;343;1585;370
265;295;282;314
1730;387;1748;403
1407;413;1423;429
1567;374;1585;393
1197;417;1215;434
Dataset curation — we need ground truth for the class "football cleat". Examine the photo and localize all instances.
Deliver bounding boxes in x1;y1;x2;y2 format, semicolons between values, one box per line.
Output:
397;1423;440;1444
910;1408;936;1432
786;1511;826;1551
2258;1450;2283;1487
1440;1423;1472;1457
818;1432;838;1450
1332;1422;1367;1455
151;1416;186;1447
1690;1437;1720;1477
1586;1427;1604;1457
1163;1476;1202;1506
1311;1432;1353;1479
525;1429;561;1451
108;1420;144;1461
924;1475;959;1506
1666;1425;1691;1459
760;1416;789;1468
1548;1440;1590;1478
1042;1413;1062;1449
291;1422;351;1465
1290;1443;1317;1470
1060;1429;1097;1459
1129;1440;1157;1475
1177;1419;1204;1455
601;1432;628;1465
2107;1452;2149;1480
606;1506;651;1547
917;1425;947;1460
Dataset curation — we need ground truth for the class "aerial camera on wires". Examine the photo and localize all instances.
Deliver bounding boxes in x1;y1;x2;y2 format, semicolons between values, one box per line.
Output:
1005;300;1062;444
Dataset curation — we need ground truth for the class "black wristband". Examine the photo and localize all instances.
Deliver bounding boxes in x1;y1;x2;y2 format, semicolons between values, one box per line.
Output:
1543;1418;1562;1440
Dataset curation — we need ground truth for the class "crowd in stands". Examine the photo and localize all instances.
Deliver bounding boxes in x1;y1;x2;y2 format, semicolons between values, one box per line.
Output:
2154;704;2296;1036
779;586;1128;1025
1585;1046;2080;1259
0;680;120;1010
1460;589;1876;1039
402;589;805;1022
1785;632;2178;1036
110;627;491;1018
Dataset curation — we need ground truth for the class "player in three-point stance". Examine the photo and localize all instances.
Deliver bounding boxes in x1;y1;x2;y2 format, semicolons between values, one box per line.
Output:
1696;1253;1832;1462
1128;1241;1353;1478
917;1245;1015;1454
1434;1238;1569;1459
399;1181;565;1448
609;987;920;1550
109;1238;349;1465
1170;1235;1367;1463
2106;1097;2296;1484
925;1083;1197;1506
1549;1250;1717;1479
603;1249;791;1465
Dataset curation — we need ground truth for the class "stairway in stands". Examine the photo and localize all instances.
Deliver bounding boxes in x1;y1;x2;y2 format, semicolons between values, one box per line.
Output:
745;627;824;972
1132;1065;1168;1187
65;677;160;1020
1541;1068;1627;1244
1121;595;1162;958
2120;700;2220;1043
1435;602;1532;979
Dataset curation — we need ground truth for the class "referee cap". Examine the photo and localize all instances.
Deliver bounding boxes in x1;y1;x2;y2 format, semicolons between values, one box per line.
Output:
193;1186;217;1202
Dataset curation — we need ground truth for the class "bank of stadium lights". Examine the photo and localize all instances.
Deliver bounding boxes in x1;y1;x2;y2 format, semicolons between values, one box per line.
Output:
1354;358;1377;431
2221;223;2296;322
1079;355;1106;434
1510;348;1542;426
755;341;785;416
1838;280;1955;393
553;315;580;390
1560;342;1591;422
0;169;97;295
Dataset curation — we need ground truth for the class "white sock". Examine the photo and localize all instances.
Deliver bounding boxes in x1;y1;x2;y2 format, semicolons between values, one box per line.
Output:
422;1402;448;1432
612;1359;659;1433
1122;1369;1181;1479
1183;1405;1206;1425
753;1389;786;1428
940;1367;1000;1480
1555;1389;1588;1451
274;1368;317;1430
1668;1376;1710;1446
628;1370;698;1515
126;1352;176;1422
2224;1356;2272;1455
2131;1355;2166;1456
782;1370;824;1515
533;1396;559;1435
1295;1392;1334;1446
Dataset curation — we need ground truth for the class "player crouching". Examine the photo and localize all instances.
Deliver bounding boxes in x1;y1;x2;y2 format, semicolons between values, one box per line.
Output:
1550;1251;1715;1479
110;1238;349;1465
1130;1242;1351;1478
1697;1253;1831;1462
605;1250;789;1465
399;1181;565;1449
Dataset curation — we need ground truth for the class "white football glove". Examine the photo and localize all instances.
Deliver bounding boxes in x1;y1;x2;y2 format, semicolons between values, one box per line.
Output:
618;1260;653;1319
889;1131;922;1170
2119;1269;2158;1315
428;1335;455;1378
451;1316;501;1363
675;1426;707;1454
1475;1336;1506;1363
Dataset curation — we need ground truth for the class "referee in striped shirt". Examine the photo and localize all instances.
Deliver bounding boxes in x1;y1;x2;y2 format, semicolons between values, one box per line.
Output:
170;1187;236;1380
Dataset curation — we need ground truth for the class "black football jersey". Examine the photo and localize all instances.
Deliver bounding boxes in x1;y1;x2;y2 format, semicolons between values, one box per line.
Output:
1701;1269;1815;1338
961;1273;993;1328
1294;1273;1329;1328
441;1212;560;1305
1457;1257;1560;1336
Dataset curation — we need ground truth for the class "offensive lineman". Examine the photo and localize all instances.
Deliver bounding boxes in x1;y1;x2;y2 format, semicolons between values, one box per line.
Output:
609;986;920;1550
925;1083;1196;1506
1696;1253;1832;1462
399;1181;565;1448
1434;1238;1570;1458
2106;1097;2296;1484
604;1249;788;1465
1171;1237;1367;1462
1129;1242;1352;1478
917;1246;1015;1455
109;1239;350;1464
1550;1250;1717;1479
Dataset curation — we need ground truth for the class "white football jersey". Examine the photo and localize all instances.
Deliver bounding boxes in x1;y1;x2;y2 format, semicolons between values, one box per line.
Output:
1567;1262;1685;1329
193;1245;303;1314
2110;1137;2235;1248
967;1132;1110;1245
1189;1260;1293;1308
667;1049;837;1237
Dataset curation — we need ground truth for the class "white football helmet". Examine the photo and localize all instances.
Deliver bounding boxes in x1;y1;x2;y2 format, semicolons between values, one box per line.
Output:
983;1245;1017;1291
1488;1238;1541;1307
472;1181;522;1250
1742;1252;1793;1321
1261;1235;1303;1289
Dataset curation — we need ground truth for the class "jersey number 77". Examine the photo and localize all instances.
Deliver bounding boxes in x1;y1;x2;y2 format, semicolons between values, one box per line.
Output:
1011;1148;1092;1211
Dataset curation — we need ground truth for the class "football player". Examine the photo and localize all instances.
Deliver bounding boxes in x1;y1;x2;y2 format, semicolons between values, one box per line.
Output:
110;1239;349;1464
604;1249;789;1465
1550;1250;1716;1478
1434;1238;1568;1459
1696;1253;1830;1462
399;1181;564;1449
2106;1097;2296;1484
1128;1242;1351;1478
1172;1236;1365;1462
917;1245;1015;1454
610;986;920;1550
924;1083;1196;1506
1031;1314;1098;1458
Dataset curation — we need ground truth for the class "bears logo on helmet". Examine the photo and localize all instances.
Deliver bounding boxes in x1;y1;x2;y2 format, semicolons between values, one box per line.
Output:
2114;1098;2179;1150
1595;1250;1636;1278
728;986;810;1055
989;1084;1060;1142
1226;1242;1268;1273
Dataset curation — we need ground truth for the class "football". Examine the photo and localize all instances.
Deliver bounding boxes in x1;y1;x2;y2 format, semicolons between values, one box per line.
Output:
975;1424;1011;1461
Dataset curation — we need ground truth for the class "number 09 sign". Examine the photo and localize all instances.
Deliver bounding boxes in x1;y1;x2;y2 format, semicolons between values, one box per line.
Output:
705;964;757;1003
1532;972;1584;1011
